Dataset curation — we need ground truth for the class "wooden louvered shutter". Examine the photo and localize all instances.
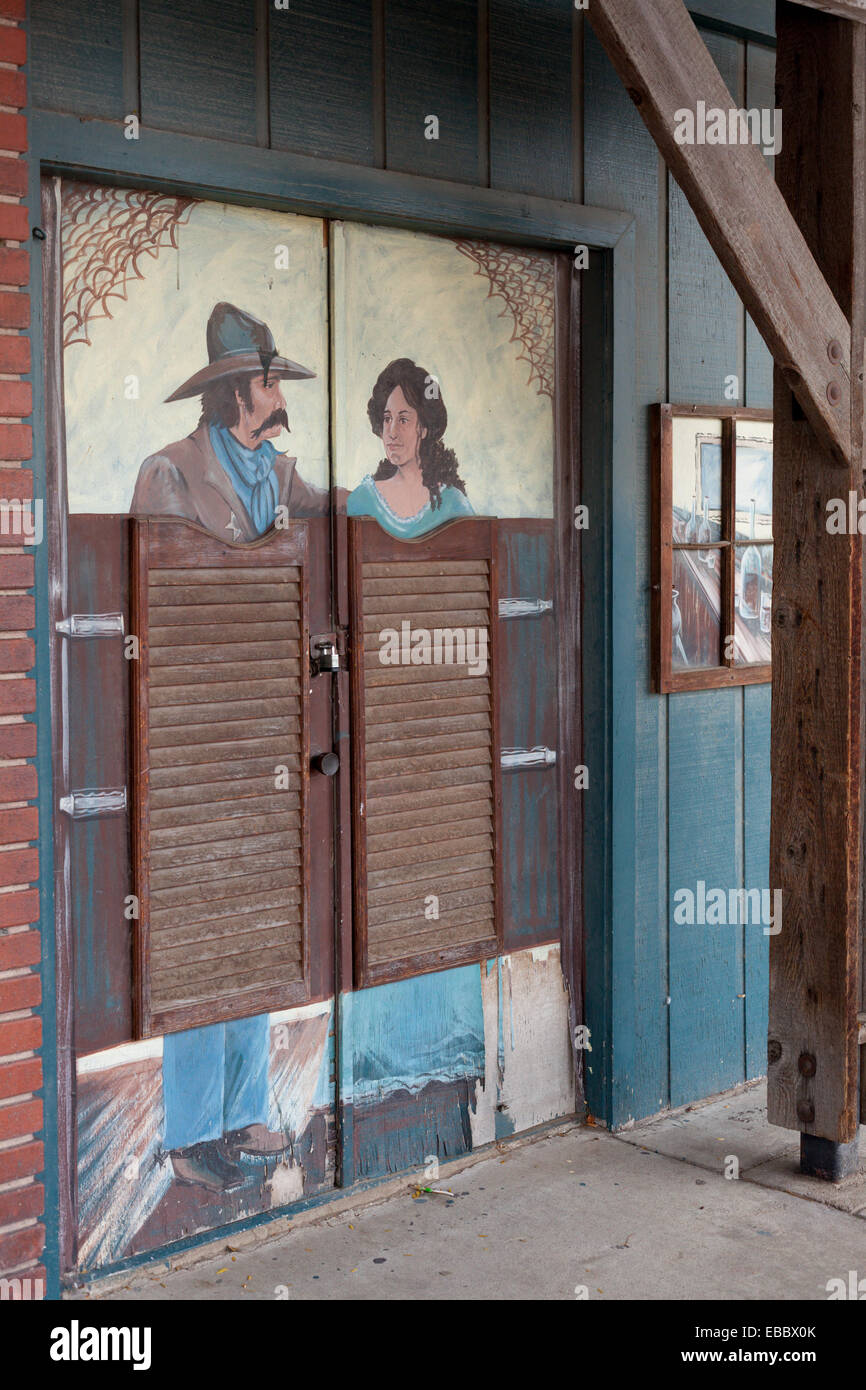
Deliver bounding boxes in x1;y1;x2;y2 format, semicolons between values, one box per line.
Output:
349;517;501;986
131;519;310;1036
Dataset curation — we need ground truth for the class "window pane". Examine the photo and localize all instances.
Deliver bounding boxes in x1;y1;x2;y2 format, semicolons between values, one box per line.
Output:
672;547;722;669
671;416;723;542
735;420;773;541
734;543;773;666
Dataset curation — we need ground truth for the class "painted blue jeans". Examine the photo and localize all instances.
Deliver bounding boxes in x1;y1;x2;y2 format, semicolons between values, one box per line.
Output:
162;1013;270;1152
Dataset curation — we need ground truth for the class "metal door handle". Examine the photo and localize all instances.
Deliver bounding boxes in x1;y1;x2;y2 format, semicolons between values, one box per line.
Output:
312;752;340;776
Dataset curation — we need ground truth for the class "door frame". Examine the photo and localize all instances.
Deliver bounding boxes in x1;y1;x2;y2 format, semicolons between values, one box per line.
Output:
30;110;636;1287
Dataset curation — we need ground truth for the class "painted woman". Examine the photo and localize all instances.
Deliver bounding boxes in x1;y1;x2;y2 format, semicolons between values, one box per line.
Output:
347;358;474;537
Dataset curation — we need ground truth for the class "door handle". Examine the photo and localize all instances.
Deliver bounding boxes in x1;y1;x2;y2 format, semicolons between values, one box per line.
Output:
312;752;340;776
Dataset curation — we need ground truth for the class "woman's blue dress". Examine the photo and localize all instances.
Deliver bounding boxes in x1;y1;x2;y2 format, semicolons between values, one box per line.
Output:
346;474;475;538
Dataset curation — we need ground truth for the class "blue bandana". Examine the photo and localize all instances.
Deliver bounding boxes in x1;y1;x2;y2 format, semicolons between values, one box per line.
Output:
209;422;279;536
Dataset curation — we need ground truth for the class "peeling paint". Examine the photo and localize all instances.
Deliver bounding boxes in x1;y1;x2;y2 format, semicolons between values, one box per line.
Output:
266;1159;306;1206
530;943;557;964
498;946;574;1131
350;967;485;1101
78;1037;163;1074
77;1001;336;1269
472;944;574;1145
77;951;573;1271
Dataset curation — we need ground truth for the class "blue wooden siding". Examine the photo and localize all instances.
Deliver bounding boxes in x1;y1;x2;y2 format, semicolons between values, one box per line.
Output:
498;526;561;951
584;20;774;1123
584;23;669;1122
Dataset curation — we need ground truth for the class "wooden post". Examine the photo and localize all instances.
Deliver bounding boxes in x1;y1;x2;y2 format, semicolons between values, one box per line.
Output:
768;2;865;1154
787;0;866;22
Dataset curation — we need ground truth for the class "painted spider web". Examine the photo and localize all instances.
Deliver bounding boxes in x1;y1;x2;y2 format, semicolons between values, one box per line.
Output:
454;241;555;398
61;182;200;348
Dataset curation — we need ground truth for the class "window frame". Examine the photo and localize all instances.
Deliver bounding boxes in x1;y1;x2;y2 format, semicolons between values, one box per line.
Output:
652;402;773;693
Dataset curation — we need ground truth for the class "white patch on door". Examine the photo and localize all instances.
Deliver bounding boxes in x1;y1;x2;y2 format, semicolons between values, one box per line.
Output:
471;945;574;1143
267;1159;305;1206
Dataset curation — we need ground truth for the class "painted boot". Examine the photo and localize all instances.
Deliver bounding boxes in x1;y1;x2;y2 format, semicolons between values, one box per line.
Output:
170;1140;245;1192
222;1124;289;1161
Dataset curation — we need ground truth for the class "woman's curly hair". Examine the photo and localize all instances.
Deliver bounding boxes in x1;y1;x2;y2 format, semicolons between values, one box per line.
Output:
367;358;467;512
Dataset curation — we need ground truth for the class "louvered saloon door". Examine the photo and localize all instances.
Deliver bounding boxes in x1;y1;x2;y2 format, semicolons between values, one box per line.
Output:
131;519;310;1036
349;517;501;986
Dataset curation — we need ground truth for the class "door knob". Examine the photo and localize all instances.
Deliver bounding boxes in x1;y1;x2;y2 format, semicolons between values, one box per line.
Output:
312;752;340;776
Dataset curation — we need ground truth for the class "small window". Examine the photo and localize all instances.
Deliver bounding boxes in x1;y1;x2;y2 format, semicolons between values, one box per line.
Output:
652;404;773;693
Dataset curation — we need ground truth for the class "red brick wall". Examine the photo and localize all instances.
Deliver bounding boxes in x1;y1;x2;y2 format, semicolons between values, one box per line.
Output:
0;0;46;1298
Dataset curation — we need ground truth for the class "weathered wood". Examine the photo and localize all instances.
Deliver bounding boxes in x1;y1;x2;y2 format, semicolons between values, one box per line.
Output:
489;0;575;201
132;519;311;1037
369;882;492;926
151;887;302;931
35;106;633;260
150;581;300;605
365;677;489;706
768;3;864;1142
269;0;376;165
139;0;257;144
744;40;776;409
44;176;78;1278
787;0;866;21
150;621;300;647
363;611;489;631
667;29;741;408
153;869;298;908
150;850;295;894
370;904;495;944
362;589;489;614
67;518;133;1055
744;681;772;1080
148;600;299;625
350;517;501;985
384;0;479;184
150;677;299;707
151;566;300;584
363;573;488;596
149;830;300;869
589;0;855;467
368;916;495;963
366;696;490;724
30;0;124;118
150;790;292;825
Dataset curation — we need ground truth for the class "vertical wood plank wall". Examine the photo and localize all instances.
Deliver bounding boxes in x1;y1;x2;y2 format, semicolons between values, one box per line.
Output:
28;0;775;1127
581;16;774;1122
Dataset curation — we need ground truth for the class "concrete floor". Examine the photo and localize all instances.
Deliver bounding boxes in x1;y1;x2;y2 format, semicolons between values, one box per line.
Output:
81;1082;866;1301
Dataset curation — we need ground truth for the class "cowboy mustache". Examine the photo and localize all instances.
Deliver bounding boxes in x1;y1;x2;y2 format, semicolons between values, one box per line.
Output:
251;408;289;440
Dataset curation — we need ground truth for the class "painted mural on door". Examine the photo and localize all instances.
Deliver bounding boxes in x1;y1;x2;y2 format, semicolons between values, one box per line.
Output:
56;184;575;1275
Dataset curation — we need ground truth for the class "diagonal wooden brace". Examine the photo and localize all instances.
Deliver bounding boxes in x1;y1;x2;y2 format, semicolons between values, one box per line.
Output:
588;0;854;469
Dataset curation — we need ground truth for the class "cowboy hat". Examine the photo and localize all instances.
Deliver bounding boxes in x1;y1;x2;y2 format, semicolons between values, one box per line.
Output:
165;301;316;402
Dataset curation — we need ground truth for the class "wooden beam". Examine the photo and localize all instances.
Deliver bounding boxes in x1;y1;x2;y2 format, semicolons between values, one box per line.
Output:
787;0;866;23
769;3;864;1143
588;0;854;468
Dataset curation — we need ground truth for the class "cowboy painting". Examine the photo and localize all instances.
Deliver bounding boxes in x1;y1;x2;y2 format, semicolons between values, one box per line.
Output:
130;301;326;1192
131;300;328;537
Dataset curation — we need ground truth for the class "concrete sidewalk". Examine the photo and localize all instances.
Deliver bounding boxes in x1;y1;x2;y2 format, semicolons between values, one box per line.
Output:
80;1082;866;1301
